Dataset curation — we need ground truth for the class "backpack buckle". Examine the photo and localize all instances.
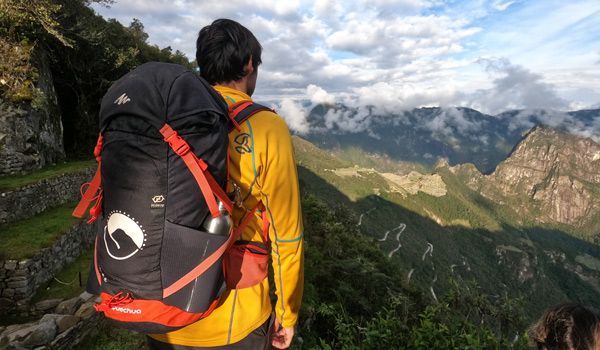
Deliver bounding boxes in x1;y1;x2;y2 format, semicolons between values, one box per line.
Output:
171;137;190;156
161;127;191;156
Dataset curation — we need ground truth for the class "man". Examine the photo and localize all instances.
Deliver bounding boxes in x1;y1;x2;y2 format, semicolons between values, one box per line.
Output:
147;19;304;349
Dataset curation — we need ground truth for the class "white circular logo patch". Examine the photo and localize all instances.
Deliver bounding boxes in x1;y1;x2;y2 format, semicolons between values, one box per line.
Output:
103;211;146;260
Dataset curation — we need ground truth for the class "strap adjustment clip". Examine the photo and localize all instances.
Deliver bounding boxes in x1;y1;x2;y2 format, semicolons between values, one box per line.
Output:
93;135;103;161
160;125;190;156
171;137;190;156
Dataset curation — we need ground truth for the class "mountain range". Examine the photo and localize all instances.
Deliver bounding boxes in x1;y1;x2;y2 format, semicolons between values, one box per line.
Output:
303;105;599;174
292;109;600;320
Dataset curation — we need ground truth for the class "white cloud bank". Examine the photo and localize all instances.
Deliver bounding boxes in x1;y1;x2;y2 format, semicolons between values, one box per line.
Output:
465;58;569;115
278;98;310;134
92;0;600;136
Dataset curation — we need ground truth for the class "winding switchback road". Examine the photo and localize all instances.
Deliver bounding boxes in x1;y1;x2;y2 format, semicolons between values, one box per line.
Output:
387;224;407;258
421;242;433;261
377;224;407;258
407;268;415;285
430;274;438;302
356;208;375;227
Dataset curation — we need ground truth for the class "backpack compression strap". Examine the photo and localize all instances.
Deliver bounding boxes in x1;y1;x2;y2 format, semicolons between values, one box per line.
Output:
72;134;104;223
228;101;274;133
159;124;233;216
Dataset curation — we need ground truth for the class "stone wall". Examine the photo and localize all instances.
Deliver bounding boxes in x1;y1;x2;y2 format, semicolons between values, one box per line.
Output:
0;167;94;225
0;221;96;314
0;292;102;350
0;48;65;176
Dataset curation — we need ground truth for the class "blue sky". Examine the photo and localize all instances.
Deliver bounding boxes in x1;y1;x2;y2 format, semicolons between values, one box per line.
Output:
93;0;600;130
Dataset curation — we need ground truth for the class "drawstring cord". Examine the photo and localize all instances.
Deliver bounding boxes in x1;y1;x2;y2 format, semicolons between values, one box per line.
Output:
94;292;134;312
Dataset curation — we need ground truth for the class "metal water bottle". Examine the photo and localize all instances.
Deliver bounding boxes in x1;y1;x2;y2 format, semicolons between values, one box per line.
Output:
201;201;232;235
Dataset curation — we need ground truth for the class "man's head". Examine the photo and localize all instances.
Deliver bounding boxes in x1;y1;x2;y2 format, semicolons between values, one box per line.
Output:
528;303;600;350
196;19;262;96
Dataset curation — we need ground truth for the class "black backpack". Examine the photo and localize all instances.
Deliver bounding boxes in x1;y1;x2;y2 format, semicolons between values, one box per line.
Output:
73;62;270;333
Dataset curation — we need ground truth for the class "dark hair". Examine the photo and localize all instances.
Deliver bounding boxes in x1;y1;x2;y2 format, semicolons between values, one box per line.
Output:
196;19;262;85
528;303;600;350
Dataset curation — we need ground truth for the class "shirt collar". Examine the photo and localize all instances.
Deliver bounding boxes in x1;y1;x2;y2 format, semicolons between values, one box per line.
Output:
213;85;252;105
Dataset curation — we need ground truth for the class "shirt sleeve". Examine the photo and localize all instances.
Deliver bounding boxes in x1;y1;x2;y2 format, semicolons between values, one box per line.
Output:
255;112;304;328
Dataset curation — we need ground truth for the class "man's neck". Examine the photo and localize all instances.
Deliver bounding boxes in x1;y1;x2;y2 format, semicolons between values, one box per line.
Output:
217;80;248;95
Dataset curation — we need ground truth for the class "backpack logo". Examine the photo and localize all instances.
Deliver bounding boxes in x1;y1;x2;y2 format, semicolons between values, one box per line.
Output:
111;306;142;314
103;211;146;260
114;93;131;105
151;195;165;208
234;133;252;154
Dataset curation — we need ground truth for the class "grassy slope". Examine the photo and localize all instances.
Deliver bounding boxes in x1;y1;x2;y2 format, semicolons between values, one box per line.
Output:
0;160;94;191
32;248;93;302
292;137;600;320
0;202;79;260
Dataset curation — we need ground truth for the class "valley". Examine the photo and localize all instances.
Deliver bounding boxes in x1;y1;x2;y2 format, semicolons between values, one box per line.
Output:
293;125;600;321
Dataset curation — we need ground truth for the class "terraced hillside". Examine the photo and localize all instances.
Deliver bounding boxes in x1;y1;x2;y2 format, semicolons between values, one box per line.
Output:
0;161;102;349
293;133;600;320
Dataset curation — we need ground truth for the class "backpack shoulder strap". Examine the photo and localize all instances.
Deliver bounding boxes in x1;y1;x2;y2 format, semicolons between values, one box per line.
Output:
228;101;274;132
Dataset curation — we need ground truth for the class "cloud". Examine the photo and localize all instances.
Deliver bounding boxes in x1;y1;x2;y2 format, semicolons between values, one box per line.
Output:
322;107;373;133
434;107;481;133
306;84;336;105
351;80;460;114
274;83;600;146
465;58;569;115
278;98;309;134
420;107;487;145
492;1;515;12
506;110;600;142
91;0;600;115
325;15;480;68
276;85;376;134
92;0;481;95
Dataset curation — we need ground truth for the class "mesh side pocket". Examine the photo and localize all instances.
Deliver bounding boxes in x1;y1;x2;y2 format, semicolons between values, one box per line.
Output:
161;221;227;312
223;241;269;289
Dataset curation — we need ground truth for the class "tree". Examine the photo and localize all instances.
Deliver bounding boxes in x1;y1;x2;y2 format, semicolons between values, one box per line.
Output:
0;0;71;46
128;18;148;44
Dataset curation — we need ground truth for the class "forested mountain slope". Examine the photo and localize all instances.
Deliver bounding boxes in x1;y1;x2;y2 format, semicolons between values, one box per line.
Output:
294;133;600;323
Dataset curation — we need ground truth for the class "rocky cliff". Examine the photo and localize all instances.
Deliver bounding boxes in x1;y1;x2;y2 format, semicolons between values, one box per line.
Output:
0;48;65;175
450;127;599;232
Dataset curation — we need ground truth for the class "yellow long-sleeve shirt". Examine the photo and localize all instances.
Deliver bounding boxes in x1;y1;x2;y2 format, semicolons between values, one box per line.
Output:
150;86;304;347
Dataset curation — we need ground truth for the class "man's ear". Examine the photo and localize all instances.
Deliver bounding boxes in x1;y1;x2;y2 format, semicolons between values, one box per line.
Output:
243;57;254;77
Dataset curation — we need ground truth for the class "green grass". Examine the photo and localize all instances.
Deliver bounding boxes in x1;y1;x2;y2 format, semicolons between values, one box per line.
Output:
0;202;80;260
32;248;93;302
0;160;94;191
76;322;146;350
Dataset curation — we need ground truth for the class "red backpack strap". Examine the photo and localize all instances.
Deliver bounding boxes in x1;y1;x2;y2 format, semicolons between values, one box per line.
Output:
159;123;233;216
159;124;231;216
72;134;104;223
228;101;274;133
